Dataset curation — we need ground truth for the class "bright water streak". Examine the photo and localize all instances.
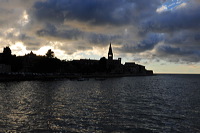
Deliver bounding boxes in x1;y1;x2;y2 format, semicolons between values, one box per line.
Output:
0;74;200;132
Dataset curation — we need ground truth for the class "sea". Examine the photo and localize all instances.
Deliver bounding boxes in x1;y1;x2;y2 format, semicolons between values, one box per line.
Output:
0;74;200;133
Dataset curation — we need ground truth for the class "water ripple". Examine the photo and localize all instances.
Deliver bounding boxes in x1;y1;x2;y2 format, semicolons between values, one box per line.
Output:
0;75;200;132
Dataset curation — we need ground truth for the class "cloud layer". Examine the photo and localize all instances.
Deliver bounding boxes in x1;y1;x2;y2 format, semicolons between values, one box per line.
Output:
0;0;200;65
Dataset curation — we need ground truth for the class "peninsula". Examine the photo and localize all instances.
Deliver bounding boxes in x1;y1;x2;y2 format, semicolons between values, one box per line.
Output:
0;43;153;81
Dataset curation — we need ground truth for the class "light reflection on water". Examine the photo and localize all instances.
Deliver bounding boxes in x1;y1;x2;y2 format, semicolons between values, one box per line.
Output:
0;75;200;132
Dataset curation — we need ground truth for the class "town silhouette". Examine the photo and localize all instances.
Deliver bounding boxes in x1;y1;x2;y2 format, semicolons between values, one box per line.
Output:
0;43;153;81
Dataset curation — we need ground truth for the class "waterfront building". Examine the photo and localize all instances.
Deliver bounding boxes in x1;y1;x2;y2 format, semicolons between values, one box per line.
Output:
106;43;153;75
107;43;122;73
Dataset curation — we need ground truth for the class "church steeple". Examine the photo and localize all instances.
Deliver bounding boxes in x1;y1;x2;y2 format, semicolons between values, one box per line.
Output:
108;42;113;60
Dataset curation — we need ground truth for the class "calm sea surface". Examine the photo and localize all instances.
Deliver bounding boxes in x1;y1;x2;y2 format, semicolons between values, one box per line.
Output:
0;74;200;133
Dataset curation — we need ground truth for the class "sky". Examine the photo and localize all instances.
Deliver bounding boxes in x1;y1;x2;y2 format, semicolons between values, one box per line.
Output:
0;0;200;74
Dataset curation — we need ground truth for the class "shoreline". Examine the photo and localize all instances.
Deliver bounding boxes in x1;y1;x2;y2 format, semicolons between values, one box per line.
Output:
0;73;154;82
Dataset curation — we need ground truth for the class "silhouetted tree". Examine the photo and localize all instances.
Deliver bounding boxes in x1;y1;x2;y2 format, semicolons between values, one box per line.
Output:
46;49;54;58
2;46;12;65
3;46;11;56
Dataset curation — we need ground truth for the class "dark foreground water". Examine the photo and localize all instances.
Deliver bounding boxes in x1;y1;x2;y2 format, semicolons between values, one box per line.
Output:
0;74;200;133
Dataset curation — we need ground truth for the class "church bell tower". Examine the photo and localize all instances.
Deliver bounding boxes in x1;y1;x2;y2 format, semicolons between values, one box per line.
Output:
108;42;113;61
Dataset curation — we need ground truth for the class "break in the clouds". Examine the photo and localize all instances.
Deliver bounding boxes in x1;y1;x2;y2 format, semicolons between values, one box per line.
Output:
0;0;200;66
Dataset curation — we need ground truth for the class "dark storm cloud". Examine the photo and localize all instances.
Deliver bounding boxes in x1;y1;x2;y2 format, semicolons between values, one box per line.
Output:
142;2;200;33
87;33;120;45
132;1;200;63
36;23;121;46
36;23;83;40
18;34;42;50
32;0;160;25
158;46;195;56
144;14;200;34
16;34;33;42
119;33;163;53
156;45;200;62
165;31;200;46
30;0;164;55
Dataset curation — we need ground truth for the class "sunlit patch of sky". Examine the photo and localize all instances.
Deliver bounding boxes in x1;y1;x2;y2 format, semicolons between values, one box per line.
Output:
164;0;189;9
157;0;189;13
